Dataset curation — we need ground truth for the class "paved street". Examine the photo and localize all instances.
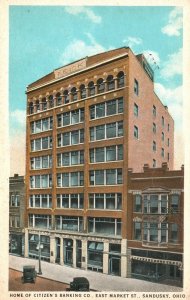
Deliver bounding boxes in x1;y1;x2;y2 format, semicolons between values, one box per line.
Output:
9;255;183;292
9;269;69;291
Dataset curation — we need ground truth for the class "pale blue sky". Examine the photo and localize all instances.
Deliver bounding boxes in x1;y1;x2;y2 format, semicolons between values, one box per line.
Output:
9;5;183;173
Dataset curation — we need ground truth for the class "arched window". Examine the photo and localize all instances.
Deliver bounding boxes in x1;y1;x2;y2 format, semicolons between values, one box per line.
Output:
117;71;124;88
36;100;40;112
88;81;95;96
29;102;34;114
49;95;54;108
42;98;47;111
56;92;62;106
71;87;78;102
63;90;69;104
97;78;105;93
107;75;115;91
80;84;86;99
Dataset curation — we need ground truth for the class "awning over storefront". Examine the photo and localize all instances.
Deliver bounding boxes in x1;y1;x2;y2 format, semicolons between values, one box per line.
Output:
130;255;183;269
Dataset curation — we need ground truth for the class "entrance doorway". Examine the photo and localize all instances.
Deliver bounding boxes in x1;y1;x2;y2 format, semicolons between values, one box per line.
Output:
109;255;121;276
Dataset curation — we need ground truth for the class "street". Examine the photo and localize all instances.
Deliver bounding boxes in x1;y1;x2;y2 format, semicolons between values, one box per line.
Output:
9;268;69;291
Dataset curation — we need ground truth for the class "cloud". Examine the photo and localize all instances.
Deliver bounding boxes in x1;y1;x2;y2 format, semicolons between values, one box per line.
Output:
160;48;182;79
123;36;142;48
154;82;183;128
161;7;183;36
64;6;101;24
60;33;108;65
10;109;26;127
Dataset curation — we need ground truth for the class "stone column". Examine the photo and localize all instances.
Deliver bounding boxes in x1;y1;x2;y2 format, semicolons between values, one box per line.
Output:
121;239;128;278
114;77;118;89
60;237;64;265
103;241;109;274
50;235;55;263
24;229;29;257
81;239;87;270
73;239;76;268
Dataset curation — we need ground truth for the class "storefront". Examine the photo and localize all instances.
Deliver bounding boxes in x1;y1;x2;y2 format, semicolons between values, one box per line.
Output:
130;249;183;286
28;234;50;262
9;233;24;256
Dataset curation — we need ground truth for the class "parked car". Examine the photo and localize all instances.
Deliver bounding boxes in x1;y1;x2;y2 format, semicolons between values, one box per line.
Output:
22;265;37;283
69;277;90;291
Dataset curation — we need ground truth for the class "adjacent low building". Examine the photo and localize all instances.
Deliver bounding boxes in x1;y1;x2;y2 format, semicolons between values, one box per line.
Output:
9;174;25;256
127;163;184;286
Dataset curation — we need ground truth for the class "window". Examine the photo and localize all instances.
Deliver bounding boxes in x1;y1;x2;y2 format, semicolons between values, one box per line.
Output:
167;153;170;162
30;174;52;189
97;78;105;93
30;117;53;134
55;216;83;232
96;125;105;140
170;223;178;243
162;132;164;141
42;98;47;110
90;145;123;163
80;84;86;99
168;123;170;131
134;126;139;139
167;138;170;147
134;103;138;116
143;194;168;214
134;222;141;240
134;195;142;212
171;194;179;213
88;81;95;96
117;71;124;88
161;148;165;158
56;93;62;106
89;169;122;186
48;95;54;108
56;172;84;187
134;79;139;95
29;194;52;208
57;194;83;209
153;123;156;134
88;217;121;236
63;90;69;104
29;102;34;114
153;105;156;117
153;159;156;168
71;87;77;102
30;155;52;169
89;193;122;210
95;147;105;162
31;136;52;151
107;75;115;90
57;129;84;147
162;116;165;127
29;214;52;229
57;108;84;127
11;194;20;207
89;98;123;120
107;100;116;115
96;103;105;118
153;141;156;152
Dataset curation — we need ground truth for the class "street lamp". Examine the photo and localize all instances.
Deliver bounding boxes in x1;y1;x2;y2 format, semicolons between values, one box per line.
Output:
36;238;43;275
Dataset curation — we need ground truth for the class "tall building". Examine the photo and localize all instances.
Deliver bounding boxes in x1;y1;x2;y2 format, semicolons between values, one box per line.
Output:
24;47;175;279
9;174;25;256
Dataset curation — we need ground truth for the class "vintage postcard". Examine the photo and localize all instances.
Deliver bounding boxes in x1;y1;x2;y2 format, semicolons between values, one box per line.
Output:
0;0;190;299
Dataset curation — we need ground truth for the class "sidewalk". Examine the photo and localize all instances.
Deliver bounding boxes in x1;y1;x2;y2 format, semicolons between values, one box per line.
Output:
9;255;183;292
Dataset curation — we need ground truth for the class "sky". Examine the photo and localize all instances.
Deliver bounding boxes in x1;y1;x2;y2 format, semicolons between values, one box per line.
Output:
9;5;183;175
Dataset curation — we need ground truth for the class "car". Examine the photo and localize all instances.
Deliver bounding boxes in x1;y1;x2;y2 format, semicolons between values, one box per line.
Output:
22;265;37;283
69;277;90;291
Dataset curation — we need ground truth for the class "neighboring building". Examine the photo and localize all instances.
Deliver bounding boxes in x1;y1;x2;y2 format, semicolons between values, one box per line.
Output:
127;163;184;286
24;47;176;281
9;174;25;256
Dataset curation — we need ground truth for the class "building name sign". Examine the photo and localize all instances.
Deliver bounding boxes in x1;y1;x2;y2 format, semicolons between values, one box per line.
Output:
130;255;182;268
54;58;87;79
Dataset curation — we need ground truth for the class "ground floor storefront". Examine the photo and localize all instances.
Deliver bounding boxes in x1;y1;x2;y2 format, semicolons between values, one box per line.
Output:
129;248;183;287
24;229;183;286
9;232;24;256
25;229;127;277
